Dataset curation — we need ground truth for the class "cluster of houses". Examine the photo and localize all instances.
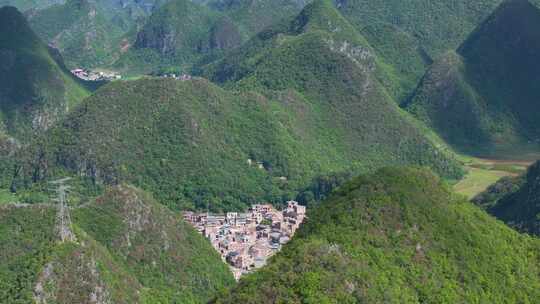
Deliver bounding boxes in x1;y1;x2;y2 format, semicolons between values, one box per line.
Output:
70;68;121;81
70;68;195;82
184;201;306;280
161;73;192;81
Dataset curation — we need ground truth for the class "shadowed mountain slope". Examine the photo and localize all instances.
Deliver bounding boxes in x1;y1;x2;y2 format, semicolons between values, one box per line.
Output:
474;160;540;236
407;0;540;153
0;6;88;139
334;0;540;102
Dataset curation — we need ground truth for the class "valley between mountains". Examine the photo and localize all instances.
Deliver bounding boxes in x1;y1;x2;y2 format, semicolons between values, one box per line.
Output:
2;0;540;303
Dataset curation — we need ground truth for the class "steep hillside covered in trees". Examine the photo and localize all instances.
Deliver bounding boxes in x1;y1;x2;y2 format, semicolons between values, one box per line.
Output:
5;1;463;212
0;185;234;303
407;0;540;153
213;167;540;303
474;160;540;236
114;0;306;75
26;0;128;68
0;6;89;139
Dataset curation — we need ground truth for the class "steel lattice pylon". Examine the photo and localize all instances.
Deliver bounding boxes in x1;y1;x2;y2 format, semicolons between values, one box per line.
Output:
49;178;76;243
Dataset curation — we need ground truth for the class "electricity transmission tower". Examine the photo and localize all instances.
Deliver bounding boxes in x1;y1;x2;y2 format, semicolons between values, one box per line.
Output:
49;177;76;243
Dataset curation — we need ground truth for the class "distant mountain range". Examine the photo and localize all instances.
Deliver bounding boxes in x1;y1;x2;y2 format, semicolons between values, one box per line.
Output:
4;0;462;213
0;0;63;11
10;0;540;85
2;0;540;303
25;0;127;68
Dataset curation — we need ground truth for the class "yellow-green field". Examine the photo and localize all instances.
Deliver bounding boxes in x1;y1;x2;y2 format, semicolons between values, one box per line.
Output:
454;157;531;199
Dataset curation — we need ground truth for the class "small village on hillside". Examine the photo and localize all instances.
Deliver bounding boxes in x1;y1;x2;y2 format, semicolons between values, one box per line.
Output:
70;68;122;81
71;68;195;82
159;73;192;81
184;201;306;279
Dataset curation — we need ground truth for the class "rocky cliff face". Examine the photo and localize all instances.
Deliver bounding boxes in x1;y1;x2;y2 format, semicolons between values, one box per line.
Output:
209;17;242;50
132;0;242;57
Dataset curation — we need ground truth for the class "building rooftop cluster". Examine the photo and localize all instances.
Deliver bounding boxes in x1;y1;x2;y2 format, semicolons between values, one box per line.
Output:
70;68;121;81
161;73;192;81
184;201;306;280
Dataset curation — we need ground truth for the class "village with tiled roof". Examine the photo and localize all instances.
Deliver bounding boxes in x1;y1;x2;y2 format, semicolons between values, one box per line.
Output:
184;201;306;279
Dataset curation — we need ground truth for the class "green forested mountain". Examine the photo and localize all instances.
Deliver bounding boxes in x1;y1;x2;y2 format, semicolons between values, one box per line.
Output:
1;0;540;303
92;0;169;22
201;0;308;36
474;160;540;236
333;0;500;102
6;1;462;212
407;0;540;153
21;0;174;68
0;6;88;139
0;185;234;303
202;0;463;174
114;0;306;75
334;0;540;102
336;0;507;57
25;0;128;68
115;0;220;74
213;167;540;303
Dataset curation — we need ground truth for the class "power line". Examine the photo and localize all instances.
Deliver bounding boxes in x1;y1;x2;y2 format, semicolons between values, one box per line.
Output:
49;178;76;243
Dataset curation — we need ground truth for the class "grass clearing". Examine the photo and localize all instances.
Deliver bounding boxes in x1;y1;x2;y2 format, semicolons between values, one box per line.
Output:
454;157;532;199
454;167;510;199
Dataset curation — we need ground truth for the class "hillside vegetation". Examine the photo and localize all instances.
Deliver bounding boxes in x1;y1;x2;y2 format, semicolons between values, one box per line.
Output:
474;160;540;236
203;0;463;173
334;0;499;102
22;0;178;69
2;1;540;303
407;0;540;153
0;185;234;303
26;0;128;68
213;167;540;303
0;6;89;139
115;0;306;75
336;0;521;58
6;1;463;212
